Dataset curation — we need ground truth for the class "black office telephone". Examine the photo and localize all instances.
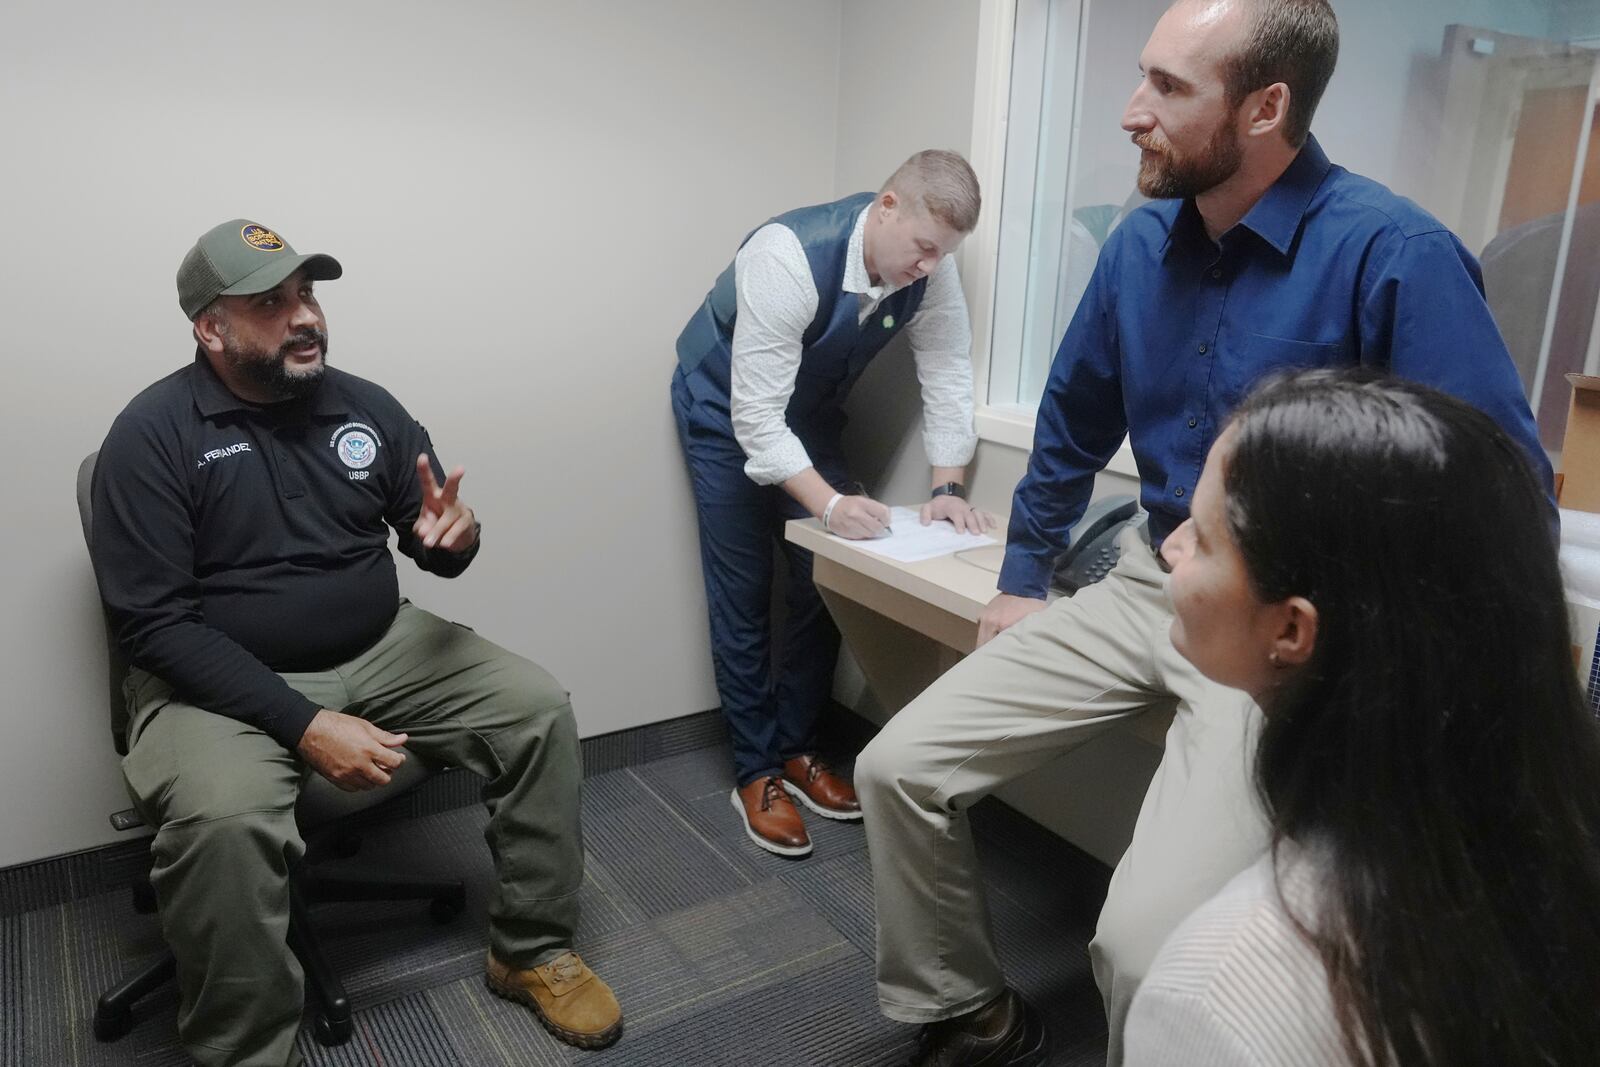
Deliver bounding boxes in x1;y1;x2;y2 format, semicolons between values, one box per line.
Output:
1050;495;1141;595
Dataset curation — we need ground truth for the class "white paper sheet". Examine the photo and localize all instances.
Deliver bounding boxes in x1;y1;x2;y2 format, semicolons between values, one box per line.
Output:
827;506;997;563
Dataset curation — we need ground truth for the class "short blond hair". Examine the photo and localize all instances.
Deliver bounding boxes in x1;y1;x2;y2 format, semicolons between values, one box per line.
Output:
881;149;981;233
1220;0;1339;148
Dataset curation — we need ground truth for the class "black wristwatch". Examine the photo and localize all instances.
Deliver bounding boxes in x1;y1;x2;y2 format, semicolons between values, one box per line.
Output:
930;482;967;500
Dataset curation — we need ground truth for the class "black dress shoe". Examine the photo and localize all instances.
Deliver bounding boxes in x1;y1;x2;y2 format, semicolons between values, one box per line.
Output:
907;988;1050;1066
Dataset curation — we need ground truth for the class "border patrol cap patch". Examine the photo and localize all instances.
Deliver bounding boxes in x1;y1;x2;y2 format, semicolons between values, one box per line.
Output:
241;224;285;251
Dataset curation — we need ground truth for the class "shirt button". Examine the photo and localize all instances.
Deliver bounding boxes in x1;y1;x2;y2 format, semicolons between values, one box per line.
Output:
1198;343;1208;354
1188;416;1198;428
1211;268;1222;279
1174;487;1186;498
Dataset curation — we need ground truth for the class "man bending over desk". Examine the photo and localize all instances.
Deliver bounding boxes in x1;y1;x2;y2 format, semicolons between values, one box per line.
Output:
671;151;994;858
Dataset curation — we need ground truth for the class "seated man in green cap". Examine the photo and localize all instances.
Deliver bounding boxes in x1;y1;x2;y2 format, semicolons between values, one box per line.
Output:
89;219;622;1066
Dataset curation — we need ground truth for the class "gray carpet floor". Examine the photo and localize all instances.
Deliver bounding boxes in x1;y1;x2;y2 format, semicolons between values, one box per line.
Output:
2;725;1111;1066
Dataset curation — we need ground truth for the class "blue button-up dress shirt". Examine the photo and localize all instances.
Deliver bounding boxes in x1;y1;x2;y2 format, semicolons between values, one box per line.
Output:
999;136;1552;598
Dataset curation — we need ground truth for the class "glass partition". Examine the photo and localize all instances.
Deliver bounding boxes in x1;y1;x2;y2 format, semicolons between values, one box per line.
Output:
987;0;1600;456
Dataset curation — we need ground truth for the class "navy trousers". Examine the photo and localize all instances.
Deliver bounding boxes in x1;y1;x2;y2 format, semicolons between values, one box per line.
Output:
671;368;848;786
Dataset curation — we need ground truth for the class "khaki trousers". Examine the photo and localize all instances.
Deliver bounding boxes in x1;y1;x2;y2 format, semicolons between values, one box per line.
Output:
121;601;584;1067
856;529;1269;1065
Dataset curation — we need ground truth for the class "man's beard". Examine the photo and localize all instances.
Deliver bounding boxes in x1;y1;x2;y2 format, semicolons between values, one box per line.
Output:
1133;114;1243;200
222;328;330;400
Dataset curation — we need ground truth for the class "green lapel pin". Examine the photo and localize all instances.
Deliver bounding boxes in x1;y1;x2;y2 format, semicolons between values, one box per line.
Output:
882;314;895;329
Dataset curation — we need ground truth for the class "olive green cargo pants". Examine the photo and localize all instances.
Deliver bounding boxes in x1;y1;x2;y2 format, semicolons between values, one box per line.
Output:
121;601;584;1067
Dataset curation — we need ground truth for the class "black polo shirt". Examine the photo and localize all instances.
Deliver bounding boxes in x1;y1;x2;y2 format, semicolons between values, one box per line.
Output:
91;354;479;749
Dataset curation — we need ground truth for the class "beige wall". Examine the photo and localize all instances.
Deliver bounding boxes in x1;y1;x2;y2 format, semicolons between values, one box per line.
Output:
0;0;847;867
835;0;983;504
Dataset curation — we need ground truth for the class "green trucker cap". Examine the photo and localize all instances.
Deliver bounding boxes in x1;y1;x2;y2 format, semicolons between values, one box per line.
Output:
176;219;342;319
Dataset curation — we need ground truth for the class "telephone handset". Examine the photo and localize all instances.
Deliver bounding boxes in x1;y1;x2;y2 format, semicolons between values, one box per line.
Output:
1050;495;1141;595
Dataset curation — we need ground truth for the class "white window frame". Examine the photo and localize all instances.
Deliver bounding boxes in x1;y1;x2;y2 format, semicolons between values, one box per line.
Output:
962;0;1140;477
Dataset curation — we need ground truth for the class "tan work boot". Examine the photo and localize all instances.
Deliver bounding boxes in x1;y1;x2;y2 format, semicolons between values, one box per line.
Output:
486;950;623;1049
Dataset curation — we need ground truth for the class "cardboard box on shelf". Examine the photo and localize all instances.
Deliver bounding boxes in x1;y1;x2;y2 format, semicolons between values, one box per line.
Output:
1559;374;1600;514
1561;375;1600;713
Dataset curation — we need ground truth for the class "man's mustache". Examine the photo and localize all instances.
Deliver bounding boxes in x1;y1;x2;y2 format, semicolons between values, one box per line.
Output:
278;329;328;357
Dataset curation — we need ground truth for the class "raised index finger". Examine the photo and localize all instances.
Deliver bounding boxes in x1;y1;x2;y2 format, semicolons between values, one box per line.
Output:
415;453;441;497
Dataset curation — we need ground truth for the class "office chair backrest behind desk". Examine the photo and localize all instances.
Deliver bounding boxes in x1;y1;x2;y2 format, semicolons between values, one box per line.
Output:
75;450;464;1048
76;453;137;760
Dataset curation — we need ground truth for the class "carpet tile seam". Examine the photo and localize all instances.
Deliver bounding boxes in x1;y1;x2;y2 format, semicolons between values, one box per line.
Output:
624;938;855;1030
620;767;752;888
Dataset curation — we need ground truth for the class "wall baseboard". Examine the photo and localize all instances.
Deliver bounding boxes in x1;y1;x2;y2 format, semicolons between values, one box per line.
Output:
1;701;1109;921
0;707;737;919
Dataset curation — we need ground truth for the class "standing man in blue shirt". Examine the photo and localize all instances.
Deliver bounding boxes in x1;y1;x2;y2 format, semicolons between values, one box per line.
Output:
854;2;1552;1065
673;151;992;858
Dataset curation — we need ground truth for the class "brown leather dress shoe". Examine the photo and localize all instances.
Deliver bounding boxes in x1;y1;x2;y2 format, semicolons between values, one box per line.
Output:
485;950;623;1049
731;776;813;856
782;754;862;821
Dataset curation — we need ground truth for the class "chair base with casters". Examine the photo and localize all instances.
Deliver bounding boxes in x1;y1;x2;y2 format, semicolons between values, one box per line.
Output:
92;785;468;1048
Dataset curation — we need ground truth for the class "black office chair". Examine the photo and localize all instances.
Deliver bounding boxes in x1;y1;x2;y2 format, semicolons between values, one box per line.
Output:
77;452;466;1047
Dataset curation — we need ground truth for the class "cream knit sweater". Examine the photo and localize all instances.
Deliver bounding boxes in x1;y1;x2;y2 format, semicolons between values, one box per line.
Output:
1125;847;1352;1066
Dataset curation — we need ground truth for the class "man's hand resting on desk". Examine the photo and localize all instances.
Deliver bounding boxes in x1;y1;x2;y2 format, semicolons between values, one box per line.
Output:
919;495;996;534
297;709;409;791
826;495;893;539
977;593;1047;647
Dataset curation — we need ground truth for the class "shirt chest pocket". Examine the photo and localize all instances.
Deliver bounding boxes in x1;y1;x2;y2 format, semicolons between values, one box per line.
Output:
1224;333;1345;406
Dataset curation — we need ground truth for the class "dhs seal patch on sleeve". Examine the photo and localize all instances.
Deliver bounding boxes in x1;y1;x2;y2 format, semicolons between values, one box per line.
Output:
331;422;382;480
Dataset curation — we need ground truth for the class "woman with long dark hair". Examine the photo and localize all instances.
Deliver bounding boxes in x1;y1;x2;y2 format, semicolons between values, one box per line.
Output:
1124;369;1600;1066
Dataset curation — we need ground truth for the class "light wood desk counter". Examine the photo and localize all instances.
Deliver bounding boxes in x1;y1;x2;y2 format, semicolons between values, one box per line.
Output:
785;515;1172;749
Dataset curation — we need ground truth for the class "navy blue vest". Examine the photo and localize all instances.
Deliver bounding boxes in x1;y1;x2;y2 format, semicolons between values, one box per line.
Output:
675;193;928;435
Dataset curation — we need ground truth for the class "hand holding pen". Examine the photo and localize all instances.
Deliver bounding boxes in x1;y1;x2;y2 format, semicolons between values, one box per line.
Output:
823;481;893;540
